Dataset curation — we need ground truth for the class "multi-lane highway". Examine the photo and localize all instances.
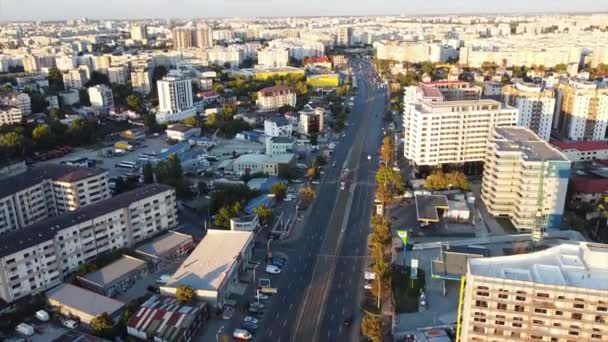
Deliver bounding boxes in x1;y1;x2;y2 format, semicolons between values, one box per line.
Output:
252;57;387;342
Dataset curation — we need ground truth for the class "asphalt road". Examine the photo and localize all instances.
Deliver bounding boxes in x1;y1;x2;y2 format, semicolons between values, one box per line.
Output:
251;58;387;342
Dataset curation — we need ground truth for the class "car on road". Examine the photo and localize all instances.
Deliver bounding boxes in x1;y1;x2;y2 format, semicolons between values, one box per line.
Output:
147;285;160;294
311;180;320;185
244;316;259;324
61;318;77;329
233;328;253;340
266;265;281;274
256;293;270;300
247;306;262;315
343;314;353;326
242;321;258;332
250;302;265;310
331;162;336;167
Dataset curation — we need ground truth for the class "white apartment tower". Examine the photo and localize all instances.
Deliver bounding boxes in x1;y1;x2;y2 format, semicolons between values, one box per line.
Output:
130;23;148;41
88;85;114;113
502;83;556;141
556;79;608;141
459;242;608;342
481;127;571;232
62;69;88;90
131;67;152;95
336;27;353;47
403;83;517;167
258;48;289;68
195;24;213;48
156;76;196;123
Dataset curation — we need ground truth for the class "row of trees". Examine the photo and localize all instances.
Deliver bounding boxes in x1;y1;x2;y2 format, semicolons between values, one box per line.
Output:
143;154;191;198
424;170;470;191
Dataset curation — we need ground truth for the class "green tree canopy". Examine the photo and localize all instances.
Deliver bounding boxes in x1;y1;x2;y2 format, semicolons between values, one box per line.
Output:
175;285;195;303
90;312;113;336
361;313;383;342
254;205;272;224
126;93;145;113
32;124;55;149
143;163;154;184
269;182;288;201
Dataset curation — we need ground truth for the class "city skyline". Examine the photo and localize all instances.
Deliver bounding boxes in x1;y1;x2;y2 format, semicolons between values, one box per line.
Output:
1;0;607;21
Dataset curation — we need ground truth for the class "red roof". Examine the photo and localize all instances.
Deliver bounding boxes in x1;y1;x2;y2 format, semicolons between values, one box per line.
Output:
551;140;608;152
422;80;467;86
258;86;295;97
305;56;331;64
198;91;218;97
572;177;608;194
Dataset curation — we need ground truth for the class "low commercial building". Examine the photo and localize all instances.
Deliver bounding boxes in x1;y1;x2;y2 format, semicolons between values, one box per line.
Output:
0;105;22;126
481;127;571;231
232;153;296;176
0;184;176;303
127;295;209;342
229;214;259;231
265;136;296;155
551;140;608;162
77;255;148;296
0;164;110;234
459;242;608;342
134;231;194;268
415;194;448;226
166;124;201;141
47;283;125;324
161;230;253;309
264;116;292;137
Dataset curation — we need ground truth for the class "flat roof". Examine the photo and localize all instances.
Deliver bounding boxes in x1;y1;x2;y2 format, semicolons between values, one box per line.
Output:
165;230;253;291
135;231;193;258
494;127;568;161
415;195;448;223
166;124;196;132
79;255;146;287
0;184;173;258
0;164;107;199
46;283;125;317
469;242;608;291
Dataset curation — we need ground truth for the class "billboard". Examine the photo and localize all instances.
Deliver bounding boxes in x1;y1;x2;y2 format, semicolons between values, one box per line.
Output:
397;230;408;246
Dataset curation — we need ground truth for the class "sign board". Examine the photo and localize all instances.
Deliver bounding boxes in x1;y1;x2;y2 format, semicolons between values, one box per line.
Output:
397;230;408;246
411;258;418;279
376;204;383;215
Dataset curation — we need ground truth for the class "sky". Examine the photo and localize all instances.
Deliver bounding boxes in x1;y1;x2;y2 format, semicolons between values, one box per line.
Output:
1;0;606;21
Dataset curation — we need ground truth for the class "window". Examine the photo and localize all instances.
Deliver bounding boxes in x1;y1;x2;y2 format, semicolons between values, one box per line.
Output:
571;313;582;320
497;303;507;310
534;308;547;314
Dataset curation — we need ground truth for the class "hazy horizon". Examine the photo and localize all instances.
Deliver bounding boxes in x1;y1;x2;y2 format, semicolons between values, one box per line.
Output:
1;0;607;22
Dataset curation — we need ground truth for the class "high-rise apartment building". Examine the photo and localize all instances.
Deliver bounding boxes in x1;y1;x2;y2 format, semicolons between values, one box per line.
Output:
107;65;128;85
0;184;177;303
336;27;353;47
258;48;289;68
156;76;195;123
195;24;213;48
62;69;89;90
257;86;297;112
172;27;195;50
555;79;608;141
88;85;114;114
130;23;148;41
459;242;608;342
481;127;571;231
0;164;110;234
403;83;517;167
131;66;152;95
502;83;556;141
0;106;22;126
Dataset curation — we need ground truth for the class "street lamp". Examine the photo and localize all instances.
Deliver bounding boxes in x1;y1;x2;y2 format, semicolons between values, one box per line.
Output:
216;326;224;342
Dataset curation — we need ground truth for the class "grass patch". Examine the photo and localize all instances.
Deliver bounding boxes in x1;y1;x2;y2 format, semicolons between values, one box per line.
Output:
495;217;518;234
391;265;425;313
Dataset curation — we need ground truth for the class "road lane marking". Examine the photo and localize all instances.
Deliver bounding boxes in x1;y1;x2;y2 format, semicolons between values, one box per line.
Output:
283;319;287;327
269;330;273;337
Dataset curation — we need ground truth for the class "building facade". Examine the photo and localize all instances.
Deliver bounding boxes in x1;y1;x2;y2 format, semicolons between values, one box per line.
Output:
481;127;571;231
556;79;608;141
0;165;110;234
258;48;289;68
156;76;196;123
459;242;608;342
257;86;297;112
88;85;114;114
0;106;21;126
502;83;556;141
0;184;177;303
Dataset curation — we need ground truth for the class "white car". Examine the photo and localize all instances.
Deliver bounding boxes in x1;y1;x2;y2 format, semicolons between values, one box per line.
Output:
61;319;77;329
244;316;259;324
233;328;252;340
266;265;281;274
156;274;171;284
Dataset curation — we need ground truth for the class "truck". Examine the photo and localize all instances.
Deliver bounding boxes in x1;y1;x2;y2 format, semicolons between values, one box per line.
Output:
114;141;134;151
340;168;350;190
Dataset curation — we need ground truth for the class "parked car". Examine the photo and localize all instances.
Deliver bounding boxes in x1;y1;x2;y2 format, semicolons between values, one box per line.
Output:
222;306;234;320
15;323;34;336
271;259;286;267
61;318;77;329
266;265;281;274
35;310;49;322
256;293;270;300
156;274;171;284
147;285;160;294
233;328;252;340
247;306;262;315
243;316;259;325
242;321;258;331
250;302;264;310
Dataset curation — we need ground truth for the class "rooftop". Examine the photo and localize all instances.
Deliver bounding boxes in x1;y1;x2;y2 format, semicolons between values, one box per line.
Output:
78;255;146;287
415;194;448;223
0;184;173;258
166;124;197;133
468;242;608;291
135;231;193;258
494;127;568;161
551;140;608;152
164;230;253;291
46;283;125;317
258;86;295;97
0;164;107;199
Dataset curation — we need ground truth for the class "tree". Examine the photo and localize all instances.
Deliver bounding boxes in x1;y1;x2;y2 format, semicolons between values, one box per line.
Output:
309;134;318;146
222;103;236;120
175;285;195;303
143;163;154;184
67;117;96;145
361;313;383;342
554;63;568;72
47;67;64;91
29;92;48;113
376;166;404;202
380;136;393;166
254;205;273;225
126;94;145;113
32;124;55;149
269;182;288;201
299;186;316;203
86;71;110;87
90;312;113;336
424;170;469;191
144;113;159;132
49;107;65;120
214;201;243;229
181;116;200;127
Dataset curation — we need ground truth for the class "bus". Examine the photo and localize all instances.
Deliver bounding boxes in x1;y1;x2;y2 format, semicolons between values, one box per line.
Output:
116;161;137;169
